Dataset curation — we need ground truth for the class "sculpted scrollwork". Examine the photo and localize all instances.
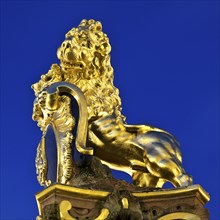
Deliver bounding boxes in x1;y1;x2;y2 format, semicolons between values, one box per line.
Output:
33;92;75;185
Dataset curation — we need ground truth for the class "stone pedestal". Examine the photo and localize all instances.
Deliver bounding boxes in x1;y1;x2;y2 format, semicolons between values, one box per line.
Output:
36;184;209;220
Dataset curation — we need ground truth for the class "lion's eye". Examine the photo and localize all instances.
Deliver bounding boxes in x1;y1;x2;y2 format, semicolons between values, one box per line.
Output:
81;42;86;47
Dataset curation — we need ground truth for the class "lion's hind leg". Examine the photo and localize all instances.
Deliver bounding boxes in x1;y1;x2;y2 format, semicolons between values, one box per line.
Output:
142;145;192;187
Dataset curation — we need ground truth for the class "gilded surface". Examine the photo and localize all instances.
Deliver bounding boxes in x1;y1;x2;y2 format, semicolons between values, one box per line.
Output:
32;19;192;188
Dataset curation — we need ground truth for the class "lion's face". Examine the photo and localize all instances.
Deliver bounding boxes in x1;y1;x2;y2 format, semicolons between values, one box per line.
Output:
57;34;93;71
55;19;123;121
57;19;111;77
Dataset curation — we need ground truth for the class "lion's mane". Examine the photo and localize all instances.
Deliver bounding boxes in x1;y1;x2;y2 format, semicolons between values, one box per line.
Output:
57;19;125;122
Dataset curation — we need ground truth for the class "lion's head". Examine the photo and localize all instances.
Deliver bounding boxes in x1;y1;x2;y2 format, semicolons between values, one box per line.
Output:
57;19;124;122
57;19;111;75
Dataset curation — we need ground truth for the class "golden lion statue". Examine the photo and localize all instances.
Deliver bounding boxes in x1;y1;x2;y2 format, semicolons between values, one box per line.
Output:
32;19;192;188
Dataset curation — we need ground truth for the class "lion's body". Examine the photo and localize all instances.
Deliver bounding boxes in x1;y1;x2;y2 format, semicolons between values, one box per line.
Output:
88;115;191;187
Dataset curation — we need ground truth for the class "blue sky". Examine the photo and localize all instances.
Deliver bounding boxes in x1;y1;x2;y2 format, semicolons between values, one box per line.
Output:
1;1;219;219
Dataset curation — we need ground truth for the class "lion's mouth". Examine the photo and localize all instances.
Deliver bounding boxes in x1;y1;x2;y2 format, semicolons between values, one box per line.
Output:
61;61;84;69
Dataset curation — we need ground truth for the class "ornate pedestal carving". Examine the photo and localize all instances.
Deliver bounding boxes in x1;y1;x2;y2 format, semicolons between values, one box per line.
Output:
36;184;209;220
